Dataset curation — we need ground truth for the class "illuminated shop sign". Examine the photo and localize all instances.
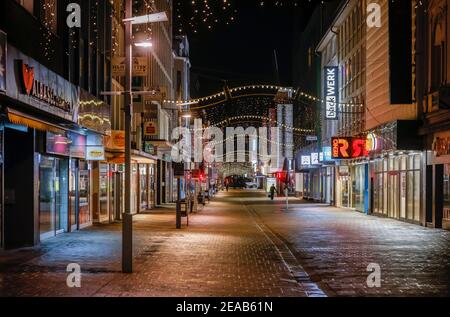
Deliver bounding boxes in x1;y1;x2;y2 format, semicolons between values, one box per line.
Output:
301;155;311;166
86;133;105;161
311;153;320;165
332;137;369;159
324;66;339;120
46;132;70;156
322;146;333;161
68;132;87;159
19;61;72;112
366;132;381;152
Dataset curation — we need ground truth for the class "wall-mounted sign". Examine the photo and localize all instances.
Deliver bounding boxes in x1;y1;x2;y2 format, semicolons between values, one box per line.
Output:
324;66;339;120
86;133;105;161
311;153;320;165
366;132;381;152
301;155;311;166
319;152;324;162
18;60;72;112
46;132;70;156
105;130;125;151
323;146;333;161
0;30;6;93
143;121;157;136
112;57;148;77
144;141;156;155
332;137;369;159
433;136;450;157
68;132;87;159
306;135;318;142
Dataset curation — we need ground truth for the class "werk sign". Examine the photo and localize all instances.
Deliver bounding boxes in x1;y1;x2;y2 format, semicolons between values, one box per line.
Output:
324;66;338;120
332;137;369;159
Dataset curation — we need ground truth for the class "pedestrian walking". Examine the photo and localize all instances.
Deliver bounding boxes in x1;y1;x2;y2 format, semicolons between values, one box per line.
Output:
269;184;277;201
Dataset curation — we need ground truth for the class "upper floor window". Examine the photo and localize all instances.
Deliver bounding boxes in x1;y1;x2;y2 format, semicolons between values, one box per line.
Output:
431;20;445;92
15;0;34;15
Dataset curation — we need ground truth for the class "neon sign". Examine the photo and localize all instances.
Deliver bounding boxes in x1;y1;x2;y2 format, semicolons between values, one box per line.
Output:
332;137;369;159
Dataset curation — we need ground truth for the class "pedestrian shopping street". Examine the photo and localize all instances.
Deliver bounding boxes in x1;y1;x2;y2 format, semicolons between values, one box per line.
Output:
0;190;449;297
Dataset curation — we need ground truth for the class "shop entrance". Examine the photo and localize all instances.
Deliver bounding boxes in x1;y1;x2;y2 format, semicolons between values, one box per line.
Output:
340;176;351;208
38;156;69;240
388;172;400;219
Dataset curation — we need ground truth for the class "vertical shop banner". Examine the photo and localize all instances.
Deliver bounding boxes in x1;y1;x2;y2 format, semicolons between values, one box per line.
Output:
324;66;339;120
0;30;6;93
143;101;158;137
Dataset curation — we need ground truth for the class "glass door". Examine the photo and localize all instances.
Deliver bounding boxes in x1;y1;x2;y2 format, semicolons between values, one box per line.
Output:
99;163;109;223
109;166;115;223
341;176;350;208
140;165;148;211
388;173;400;219
69;159;78;232
39;157;56;240
39;156;69;240
78;160;91;228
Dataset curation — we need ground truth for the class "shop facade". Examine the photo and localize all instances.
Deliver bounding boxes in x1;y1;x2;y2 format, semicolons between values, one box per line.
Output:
0;41;110;248
366;121;424;224
335;161;369;213
427;130;450;230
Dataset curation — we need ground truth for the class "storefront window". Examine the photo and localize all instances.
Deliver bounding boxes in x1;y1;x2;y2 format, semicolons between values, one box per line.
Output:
149;164;155;209
39;156;69;240
79;161;90;227
109;165;115;222
353;165;365;212
444;165;450;222
99;163;109;222
131;164;138;213
140;165;148;210
69;160;78;230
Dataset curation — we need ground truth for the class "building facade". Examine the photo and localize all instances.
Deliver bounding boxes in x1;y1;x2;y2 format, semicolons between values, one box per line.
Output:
419;0;450;230
0;0;113;248
299;0;431;228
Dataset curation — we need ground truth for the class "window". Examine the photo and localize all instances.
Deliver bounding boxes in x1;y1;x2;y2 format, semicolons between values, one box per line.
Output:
431;20;444;92
16;0;34;15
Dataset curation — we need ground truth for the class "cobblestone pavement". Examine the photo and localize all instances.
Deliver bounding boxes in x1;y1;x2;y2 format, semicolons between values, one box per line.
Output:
241;191;450;297
1;190;449;297
0;191;320;297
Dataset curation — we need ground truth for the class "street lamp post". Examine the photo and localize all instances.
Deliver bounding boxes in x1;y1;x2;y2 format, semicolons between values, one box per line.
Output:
122;0;168;273
122;0;133;274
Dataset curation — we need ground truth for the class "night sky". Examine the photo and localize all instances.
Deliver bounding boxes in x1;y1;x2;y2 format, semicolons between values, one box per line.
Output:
175;0;320;98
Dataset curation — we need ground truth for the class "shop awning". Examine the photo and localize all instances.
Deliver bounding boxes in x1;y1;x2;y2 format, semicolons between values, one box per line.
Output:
6;108;65;134
105;151;157;165
146;139;173;149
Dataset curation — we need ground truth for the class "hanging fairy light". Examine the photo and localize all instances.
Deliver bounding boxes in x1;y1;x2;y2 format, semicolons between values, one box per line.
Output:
174;0;237;34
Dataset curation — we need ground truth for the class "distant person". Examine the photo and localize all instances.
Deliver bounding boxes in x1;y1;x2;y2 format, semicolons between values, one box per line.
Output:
226;183;229;192
269;184;277;201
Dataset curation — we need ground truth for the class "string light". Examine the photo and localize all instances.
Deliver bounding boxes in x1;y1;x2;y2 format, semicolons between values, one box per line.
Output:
163;84;365;108
174;0;237;34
